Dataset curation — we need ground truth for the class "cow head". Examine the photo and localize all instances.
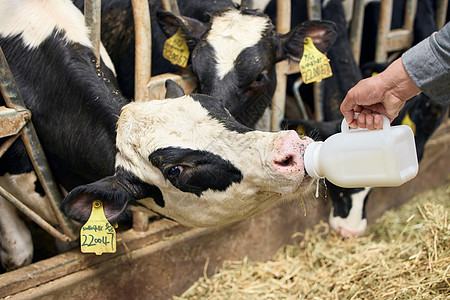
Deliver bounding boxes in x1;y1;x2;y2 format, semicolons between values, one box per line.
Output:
157;8;337;128
61;81;314;227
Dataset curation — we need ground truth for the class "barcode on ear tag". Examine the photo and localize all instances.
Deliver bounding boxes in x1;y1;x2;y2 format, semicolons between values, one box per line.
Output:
80;200;116;255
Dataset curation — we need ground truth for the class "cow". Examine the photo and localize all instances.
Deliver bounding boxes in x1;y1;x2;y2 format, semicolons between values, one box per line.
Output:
72;0;338;128
0;0;315;271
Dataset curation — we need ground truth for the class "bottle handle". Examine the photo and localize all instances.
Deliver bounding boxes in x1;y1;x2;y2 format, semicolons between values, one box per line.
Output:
341;113;390;133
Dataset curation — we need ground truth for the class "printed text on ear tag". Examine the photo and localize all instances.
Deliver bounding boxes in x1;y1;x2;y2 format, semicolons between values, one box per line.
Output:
299;37;332;84
80;200;116;255
163;28;190;68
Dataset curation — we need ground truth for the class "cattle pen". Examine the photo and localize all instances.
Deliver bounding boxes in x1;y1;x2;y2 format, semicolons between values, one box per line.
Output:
0;0;449;299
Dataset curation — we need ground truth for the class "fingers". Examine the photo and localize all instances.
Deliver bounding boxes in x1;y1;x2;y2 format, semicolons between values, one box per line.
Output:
351;113;385;129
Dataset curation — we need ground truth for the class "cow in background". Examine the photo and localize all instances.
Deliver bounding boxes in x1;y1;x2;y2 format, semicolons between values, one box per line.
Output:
73;0;338;128
1;0;318;271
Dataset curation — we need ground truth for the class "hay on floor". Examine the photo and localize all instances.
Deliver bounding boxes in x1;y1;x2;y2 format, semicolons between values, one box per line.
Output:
176;183;450;299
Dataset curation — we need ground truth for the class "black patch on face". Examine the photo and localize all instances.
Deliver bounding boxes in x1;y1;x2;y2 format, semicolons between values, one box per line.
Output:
116;167;165;208
190;94;253;133
149;147;243;197
328;182;369;219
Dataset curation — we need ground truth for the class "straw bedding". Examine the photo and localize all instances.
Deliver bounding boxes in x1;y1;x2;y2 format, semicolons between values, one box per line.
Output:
176;183;449;299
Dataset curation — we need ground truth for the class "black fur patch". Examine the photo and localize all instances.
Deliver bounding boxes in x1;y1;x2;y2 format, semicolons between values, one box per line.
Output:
149;147;243;197
190;94;253;133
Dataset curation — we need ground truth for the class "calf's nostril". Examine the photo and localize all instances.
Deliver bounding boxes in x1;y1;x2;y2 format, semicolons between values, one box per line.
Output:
276;155;293;167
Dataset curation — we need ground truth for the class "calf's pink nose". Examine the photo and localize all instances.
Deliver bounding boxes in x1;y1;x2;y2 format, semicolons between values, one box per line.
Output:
273;130;312;173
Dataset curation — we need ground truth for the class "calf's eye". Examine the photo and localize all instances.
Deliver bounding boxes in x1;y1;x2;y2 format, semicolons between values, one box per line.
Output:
167;166;184;178
254;70;268;83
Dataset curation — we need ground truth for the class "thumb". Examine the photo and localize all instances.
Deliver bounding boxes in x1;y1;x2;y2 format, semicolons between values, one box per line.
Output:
340;98;357;124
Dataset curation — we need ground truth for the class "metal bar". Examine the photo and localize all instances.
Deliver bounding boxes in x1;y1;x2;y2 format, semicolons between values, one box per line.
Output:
0;134;19;158
349;0;365;66
84;0;101;61
241;0;254;9
0;185;71;243
131;0;152;101
307;0;323;121
131;0;152;230
293;78;309;120
435;0;449;29
403;0;418;31
0;45;77;241
161;0;181;15
386;28;414;51
307;0;322;20
270;0;291;131
375;0;393;63
0;106;31;138
19;127;77;241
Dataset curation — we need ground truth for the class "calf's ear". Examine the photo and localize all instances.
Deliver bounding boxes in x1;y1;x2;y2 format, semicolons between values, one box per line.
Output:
60;175;133;224
157;11;209;50
276;20;337;62
165;79;185;98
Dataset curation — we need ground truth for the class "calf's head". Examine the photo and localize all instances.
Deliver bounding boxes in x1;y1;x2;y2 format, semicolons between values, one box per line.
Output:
158;8;337;128
61;82;314;227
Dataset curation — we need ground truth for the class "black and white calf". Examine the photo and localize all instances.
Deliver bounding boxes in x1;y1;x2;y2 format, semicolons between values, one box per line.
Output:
73;0;337;128
0;0;314;271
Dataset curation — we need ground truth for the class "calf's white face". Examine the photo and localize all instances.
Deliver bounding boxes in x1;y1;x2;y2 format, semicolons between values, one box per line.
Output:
61;84;313;227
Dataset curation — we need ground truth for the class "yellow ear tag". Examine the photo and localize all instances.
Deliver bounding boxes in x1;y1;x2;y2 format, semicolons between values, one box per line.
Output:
299;37;332;84
401;112;416;135
163;28;190;68
296;125;306;136
80;200;116;255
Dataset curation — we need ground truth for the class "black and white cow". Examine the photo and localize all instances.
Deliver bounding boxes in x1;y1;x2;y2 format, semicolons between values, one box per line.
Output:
0;0;315;271
73;0;338;128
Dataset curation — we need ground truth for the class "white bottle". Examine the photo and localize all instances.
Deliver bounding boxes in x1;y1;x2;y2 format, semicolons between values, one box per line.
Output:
304;115;419;188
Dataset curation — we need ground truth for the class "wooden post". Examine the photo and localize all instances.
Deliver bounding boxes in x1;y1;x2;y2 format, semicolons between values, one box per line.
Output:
131;0;152;102
270;0;291;131
84;0;101;61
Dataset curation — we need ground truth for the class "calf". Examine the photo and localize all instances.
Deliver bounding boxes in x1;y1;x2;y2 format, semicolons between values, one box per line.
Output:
73;0;337;128
0;0;314;271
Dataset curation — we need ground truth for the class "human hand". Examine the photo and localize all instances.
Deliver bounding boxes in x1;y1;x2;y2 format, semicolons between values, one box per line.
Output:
340;58;421;129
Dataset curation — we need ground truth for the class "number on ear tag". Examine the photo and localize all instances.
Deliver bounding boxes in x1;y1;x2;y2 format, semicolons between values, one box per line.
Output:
299;37;332;84
80;200;116;255
163;28;190;68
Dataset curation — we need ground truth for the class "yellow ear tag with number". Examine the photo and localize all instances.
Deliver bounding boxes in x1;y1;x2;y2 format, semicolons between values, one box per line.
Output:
299;37;332;84
80;200;116;255
163;28;190;68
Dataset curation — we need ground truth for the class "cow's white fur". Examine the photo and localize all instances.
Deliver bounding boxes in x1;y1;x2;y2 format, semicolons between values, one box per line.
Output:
0;172;58;225
0;0;91;49
207;10;269;80
329;187;371;238
0;172;58;271
0;0;116;75
0;196;33;271
116;96;311;227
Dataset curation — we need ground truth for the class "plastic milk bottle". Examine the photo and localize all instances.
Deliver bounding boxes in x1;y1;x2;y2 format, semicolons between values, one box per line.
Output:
304;115;419;188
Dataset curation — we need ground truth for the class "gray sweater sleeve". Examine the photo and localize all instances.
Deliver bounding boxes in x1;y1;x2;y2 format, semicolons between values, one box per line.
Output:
402;22;450;103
